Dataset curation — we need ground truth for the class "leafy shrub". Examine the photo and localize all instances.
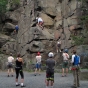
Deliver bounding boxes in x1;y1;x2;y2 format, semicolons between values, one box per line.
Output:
71;35;84;45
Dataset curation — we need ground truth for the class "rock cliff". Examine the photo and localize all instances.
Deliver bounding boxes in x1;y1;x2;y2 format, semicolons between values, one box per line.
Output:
0;0;88;69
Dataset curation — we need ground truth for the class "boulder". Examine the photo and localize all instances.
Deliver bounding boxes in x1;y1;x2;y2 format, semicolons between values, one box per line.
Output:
37;0;59;8
40;13;54;27
0;34;10;48
43;7;56;16
55;20;62;28
3;23;15;32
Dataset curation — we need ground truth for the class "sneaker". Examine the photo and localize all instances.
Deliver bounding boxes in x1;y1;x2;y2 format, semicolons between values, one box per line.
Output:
61;75;64;77
21;85;26;87
34;74;36;76
16;84;20;87
7;75;9;77
12;75;13;77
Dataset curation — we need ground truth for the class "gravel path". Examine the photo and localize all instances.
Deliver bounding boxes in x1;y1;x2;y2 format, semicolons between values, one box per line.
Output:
0;72;88;88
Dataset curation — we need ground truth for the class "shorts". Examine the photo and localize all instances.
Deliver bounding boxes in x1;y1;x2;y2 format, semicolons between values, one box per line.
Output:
7;62;13;69
62;61;68;68
39;21;43;25
57;44;61;47
46;69;54;81
35;63;41;69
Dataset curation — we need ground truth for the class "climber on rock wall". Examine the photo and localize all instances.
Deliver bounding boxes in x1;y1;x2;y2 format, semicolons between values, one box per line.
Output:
36;16;44;30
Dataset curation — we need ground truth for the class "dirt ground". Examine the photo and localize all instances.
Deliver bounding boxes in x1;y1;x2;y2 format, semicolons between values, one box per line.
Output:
80;72;88;81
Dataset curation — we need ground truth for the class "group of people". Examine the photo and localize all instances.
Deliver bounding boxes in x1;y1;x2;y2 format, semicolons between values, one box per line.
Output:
61;49;80;88
7;49;80;88
7;53;25;87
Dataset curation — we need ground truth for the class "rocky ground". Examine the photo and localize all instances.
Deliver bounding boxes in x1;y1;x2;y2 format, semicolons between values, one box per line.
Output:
0;71;88;88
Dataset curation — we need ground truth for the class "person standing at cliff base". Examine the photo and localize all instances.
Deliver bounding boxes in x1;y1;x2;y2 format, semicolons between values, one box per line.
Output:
15;54;25;87
62;49;69;77
34;52;42;76
45;52;55;88
71;50;80;88
7;53;14;77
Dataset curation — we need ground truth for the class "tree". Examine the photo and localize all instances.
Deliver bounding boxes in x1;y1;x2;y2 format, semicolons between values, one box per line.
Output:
0;0;8;15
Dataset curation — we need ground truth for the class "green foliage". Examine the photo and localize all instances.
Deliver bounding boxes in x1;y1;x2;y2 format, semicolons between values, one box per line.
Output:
77;0;88;22
71;35;84;45
80;15;88;22
0;0;8;14
11;0;20;4
0;0;20;15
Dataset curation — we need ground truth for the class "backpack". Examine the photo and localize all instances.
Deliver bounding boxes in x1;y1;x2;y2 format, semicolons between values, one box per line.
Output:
73;55;80;65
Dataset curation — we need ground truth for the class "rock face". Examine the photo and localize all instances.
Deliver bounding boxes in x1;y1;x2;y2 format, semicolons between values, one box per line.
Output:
0;0;88;69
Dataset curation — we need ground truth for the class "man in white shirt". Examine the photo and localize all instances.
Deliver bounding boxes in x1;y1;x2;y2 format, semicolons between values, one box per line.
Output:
71;50;80;88
7;53;14;77
36;16;44;29
34;52;42;76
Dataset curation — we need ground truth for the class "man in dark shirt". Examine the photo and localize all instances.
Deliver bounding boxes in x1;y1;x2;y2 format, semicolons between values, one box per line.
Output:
46;52;55;88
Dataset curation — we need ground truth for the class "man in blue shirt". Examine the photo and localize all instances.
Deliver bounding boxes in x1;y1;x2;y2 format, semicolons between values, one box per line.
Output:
71;50;80;88
14;25;19;33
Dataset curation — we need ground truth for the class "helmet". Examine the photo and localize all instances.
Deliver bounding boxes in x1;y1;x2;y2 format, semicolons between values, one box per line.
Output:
48;52;54;58
64;49;68;53
37;52;40;55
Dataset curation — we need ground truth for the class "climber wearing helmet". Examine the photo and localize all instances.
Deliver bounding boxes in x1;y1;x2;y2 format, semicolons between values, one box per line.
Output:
45;52;55;88
34;52;42;76
62;49;69;77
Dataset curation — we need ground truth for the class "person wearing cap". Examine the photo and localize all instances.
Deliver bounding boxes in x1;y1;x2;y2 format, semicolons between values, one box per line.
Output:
34;52;42;76
7;53;14;77
45;52;55;88
62;49;69;77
